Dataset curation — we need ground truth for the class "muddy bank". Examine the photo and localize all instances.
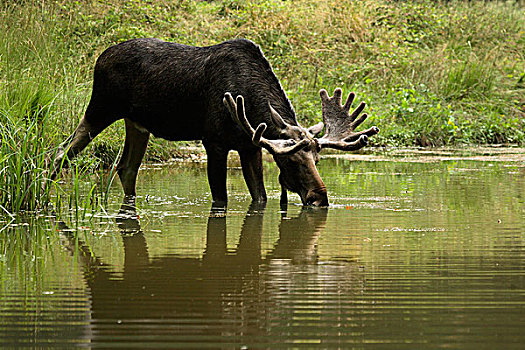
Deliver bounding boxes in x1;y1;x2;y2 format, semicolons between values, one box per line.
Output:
162;145;525;165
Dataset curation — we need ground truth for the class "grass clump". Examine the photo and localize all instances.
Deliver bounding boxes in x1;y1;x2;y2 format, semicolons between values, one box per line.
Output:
0;89;56;213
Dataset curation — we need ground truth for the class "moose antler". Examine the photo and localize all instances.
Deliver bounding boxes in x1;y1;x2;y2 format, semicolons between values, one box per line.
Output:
223;93;310;155
317;88;379;151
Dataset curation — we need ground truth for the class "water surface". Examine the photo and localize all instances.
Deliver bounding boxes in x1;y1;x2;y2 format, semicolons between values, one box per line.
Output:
1;150;524;348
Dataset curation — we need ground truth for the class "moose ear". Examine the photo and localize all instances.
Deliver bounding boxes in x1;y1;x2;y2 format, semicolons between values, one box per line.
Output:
308;122;324;137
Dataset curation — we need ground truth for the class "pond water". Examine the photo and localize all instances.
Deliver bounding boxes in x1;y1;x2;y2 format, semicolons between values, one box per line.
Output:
1;149;524;348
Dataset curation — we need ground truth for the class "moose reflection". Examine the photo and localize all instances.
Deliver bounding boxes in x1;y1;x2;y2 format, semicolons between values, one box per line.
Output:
57;201;333;343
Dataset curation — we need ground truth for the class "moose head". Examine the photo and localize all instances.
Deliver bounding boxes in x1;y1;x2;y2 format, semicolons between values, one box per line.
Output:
223;88;380;207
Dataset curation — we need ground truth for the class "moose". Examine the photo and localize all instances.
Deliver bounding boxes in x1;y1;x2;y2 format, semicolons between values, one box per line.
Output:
52;38;379;207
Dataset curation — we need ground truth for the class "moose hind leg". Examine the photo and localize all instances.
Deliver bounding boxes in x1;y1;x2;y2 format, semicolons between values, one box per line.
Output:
52;116;109;179
117;119;150;198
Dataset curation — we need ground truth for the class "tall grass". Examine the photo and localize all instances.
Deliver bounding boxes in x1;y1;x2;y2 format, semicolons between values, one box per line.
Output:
0;94;117;215
0;3;67;213
0;89;55;213
0;2;116;214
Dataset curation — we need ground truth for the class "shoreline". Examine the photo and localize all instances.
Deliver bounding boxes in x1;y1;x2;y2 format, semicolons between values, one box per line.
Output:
151;145;525;166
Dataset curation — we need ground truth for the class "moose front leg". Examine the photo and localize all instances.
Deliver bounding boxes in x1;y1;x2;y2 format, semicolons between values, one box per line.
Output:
278;173;289;210
204;144;229;208
280;187;288;212
238;148;267;203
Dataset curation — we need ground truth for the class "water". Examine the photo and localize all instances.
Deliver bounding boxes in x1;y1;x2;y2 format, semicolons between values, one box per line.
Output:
1;149;524;348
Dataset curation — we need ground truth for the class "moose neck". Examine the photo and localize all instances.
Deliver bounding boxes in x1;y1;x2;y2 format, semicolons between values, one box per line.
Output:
255;63;298;129
225;40;299;138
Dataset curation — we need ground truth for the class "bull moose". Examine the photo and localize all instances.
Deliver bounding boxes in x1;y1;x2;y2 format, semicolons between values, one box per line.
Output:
52;38;379;207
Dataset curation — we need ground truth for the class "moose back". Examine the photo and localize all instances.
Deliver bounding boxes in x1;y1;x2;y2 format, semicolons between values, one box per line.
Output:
52;38;379;207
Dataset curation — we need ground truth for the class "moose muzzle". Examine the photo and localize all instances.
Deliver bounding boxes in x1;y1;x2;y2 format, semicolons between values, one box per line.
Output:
305;187;329;207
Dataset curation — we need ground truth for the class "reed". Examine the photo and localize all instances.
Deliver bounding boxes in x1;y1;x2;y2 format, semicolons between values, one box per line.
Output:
0;89;54;213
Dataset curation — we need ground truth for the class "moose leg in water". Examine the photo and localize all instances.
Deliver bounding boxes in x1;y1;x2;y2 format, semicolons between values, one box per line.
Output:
204;143;229;208
238;148;267;203
117;119;150;198
116;197;141;233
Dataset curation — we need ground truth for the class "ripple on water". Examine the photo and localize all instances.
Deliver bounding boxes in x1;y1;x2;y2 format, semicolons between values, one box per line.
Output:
1;154;524;348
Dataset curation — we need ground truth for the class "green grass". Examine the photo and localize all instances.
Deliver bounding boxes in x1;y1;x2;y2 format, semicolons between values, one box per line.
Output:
0;0;524;212
0;88;55;213
0;86;109;215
